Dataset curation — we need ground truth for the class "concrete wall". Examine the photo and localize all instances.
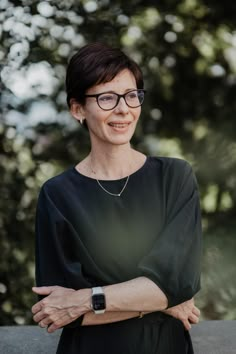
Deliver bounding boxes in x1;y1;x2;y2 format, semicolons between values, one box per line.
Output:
0;321;235;353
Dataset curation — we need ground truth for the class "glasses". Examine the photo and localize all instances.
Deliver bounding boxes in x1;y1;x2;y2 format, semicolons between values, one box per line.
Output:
84;89;146;111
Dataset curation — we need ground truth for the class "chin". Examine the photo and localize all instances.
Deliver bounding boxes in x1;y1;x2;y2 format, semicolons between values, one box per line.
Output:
106;128;136;144
105;139;130;147
107;133;134;146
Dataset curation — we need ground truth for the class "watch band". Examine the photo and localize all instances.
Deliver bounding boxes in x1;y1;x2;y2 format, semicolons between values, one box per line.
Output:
92;286;103;295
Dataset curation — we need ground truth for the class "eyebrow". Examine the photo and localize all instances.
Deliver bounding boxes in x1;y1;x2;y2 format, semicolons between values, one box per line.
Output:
88;88;138;95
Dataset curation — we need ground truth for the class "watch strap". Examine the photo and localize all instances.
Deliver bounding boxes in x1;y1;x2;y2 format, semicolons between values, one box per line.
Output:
92;286;103;295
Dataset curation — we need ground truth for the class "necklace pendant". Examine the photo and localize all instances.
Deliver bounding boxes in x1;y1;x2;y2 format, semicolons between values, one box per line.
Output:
118;194;121;197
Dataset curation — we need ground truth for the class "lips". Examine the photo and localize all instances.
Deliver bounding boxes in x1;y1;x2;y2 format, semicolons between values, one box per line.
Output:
108;122;130;128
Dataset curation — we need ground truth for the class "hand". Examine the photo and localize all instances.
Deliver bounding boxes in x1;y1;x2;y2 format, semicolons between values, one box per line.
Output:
162;298;200;331
32;286;90;333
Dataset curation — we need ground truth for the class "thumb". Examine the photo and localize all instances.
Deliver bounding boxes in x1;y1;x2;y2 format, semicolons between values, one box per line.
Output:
32;286;58;295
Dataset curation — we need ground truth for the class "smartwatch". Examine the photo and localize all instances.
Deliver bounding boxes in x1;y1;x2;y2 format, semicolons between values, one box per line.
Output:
91;287;106;314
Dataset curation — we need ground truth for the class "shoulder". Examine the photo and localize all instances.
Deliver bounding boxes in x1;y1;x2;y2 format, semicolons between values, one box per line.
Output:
148;156;197;194
36;168;77;213
39;168;74;198
149;156;193;175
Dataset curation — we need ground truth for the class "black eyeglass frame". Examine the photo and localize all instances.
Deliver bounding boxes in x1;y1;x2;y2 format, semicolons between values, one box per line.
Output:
84;89;146;111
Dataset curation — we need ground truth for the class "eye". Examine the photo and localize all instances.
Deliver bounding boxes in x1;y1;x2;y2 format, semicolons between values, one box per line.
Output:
99;94;115;102
126;91;138;99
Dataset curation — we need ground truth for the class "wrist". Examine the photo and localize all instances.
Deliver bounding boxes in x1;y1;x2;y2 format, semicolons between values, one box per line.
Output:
75;288;92;314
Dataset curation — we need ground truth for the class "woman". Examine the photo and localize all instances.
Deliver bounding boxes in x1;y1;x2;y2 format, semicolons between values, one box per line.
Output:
32;43;202;354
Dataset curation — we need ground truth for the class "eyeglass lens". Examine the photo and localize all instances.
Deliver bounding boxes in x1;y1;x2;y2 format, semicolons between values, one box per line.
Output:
98;90;144;110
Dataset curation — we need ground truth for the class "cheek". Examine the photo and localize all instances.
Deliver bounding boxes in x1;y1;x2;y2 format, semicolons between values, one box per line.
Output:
134;108;141;120
86;110;110;131
85;107;103;122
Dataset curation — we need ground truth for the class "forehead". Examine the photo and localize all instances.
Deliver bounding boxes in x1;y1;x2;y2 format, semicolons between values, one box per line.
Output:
87;69;137;94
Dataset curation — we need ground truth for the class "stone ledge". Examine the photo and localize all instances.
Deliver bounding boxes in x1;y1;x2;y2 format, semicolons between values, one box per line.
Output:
0;321;235;353
191;320;236;354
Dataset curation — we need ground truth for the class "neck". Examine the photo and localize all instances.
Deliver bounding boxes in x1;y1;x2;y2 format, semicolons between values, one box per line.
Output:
88;144;144;180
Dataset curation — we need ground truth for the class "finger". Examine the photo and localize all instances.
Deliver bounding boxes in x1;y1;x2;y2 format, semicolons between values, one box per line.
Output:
32;300;49;314
39;320;48;329
47;313;70;333
33;312;43;323
35;308;69;328
47;323;59;333
32;286;57;295
33;311;49;323
39;312;63;326
192;307;201;317
47;308;80;333
33;303;57;322
189;314;199;324
47;316;76;333
34;311;57;325
182;319;191;331
32;302;42;315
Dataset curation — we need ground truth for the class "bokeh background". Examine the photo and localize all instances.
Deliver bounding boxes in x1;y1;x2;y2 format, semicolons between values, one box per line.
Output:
0;0;236;326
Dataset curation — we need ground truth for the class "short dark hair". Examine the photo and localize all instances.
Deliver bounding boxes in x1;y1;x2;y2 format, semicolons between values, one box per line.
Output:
66;42;144;108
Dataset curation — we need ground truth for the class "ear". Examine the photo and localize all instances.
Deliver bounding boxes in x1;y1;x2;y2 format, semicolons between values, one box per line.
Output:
70;99;85;123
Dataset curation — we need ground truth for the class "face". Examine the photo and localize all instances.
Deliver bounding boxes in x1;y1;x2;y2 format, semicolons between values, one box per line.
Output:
71;69;142;149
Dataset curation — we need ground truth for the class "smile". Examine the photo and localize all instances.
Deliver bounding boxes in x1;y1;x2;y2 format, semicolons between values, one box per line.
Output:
108;123;130;128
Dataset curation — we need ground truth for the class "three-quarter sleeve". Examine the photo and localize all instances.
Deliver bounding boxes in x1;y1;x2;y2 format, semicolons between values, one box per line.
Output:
35;185;93;289
35;187;65;288
35;185;93;327
138;159;202;308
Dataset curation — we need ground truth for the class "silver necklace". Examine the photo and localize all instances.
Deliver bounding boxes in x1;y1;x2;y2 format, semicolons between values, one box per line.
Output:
90;160;130;197
96;176;130;197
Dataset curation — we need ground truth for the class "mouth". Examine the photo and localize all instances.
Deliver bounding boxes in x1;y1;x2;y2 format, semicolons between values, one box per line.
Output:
108;122;130;128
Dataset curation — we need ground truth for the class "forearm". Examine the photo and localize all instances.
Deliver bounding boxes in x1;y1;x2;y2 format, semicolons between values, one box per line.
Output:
102;276;167;313
80;276;167;326
81;275;165;326
32;276;167;331
82;310;142;326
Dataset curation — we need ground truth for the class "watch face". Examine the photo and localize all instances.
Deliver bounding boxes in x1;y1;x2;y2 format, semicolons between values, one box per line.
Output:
93;294;106;311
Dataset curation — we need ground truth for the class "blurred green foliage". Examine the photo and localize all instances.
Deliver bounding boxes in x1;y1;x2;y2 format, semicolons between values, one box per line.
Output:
0;0;235;325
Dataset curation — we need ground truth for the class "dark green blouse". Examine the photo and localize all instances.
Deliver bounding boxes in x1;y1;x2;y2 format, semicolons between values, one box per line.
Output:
35;156;202;354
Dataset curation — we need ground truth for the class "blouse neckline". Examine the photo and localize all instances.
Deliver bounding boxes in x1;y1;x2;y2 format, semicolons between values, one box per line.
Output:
72;156;149;182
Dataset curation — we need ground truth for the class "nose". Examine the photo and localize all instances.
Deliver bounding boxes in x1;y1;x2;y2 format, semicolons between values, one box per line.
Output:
114;96;129;113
